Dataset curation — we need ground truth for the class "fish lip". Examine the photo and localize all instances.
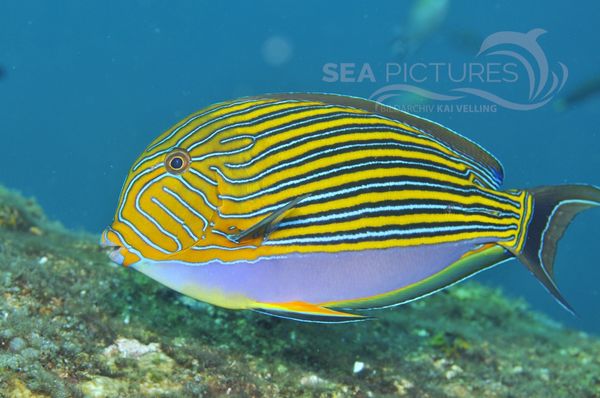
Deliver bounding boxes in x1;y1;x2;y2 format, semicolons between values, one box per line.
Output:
100;227;125;265
100;234;121;252
105;244;125;265
101;242;123;264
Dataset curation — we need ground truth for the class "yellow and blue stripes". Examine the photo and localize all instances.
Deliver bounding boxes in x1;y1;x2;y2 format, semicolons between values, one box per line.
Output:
106;94;531;266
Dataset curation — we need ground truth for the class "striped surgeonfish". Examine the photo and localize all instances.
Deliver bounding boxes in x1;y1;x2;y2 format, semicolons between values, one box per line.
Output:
102;93;600;323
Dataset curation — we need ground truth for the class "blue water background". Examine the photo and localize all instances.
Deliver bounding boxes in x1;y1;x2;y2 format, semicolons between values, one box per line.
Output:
1;1;599;332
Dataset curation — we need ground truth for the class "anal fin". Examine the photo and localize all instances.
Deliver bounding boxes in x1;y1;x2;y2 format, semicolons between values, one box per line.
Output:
254;301;370;323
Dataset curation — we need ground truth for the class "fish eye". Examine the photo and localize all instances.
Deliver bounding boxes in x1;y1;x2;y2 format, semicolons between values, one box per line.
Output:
164;148;191;174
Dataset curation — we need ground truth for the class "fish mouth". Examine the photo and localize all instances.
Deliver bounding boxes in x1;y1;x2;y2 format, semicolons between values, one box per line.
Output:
103;244;122;258
100;228;126;265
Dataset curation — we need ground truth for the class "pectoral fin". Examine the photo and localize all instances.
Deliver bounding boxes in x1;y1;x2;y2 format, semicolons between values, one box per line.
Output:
227;194;308;243
254;301;370;323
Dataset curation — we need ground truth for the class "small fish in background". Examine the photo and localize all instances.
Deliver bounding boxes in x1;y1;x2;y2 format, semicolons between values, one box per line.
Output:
0;65;6;81
102;93;600;323
554;76;600;112
391;0;450;59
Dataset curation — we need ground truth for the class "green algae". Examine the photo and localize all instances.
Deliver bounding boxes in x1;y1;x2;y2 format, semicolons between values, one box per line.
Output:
0;184;599;397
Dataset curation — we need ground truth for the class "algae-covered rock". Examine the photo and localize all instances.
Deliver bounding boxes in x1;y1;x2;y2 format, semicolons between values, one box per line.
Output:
0;186;49;235
0;183;600;397
79;376;127;398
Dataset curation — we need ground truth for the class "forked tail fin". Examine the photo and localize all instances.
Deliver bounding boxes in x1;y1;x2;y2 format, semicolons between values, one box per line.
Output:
515;185;600;314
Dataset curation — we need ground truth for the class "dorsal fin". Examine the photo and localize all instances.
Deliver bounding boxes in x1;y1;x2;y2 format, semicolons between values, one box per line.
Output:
261;92;504;189
227;194;308;244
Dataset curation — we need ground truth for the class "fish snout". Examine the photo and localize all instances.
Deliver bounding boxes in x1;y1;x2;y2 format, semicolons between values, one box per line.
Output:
101;228;138;266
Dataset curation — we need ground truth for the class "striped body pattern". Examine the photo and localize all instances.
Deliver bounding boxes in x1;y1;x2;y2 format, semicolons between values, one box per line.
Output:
102;93;600;322
106;95;530;264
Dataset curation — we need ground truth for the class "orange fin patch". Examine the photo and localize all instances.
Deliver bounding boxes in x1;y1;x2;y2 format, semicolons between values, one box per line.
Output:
254;301;370;323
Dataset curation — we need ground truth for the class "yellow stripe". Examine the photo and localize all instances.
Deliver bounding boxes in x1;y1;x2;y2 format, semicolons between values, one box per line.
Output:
217;169;522;214
269;213;519;240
